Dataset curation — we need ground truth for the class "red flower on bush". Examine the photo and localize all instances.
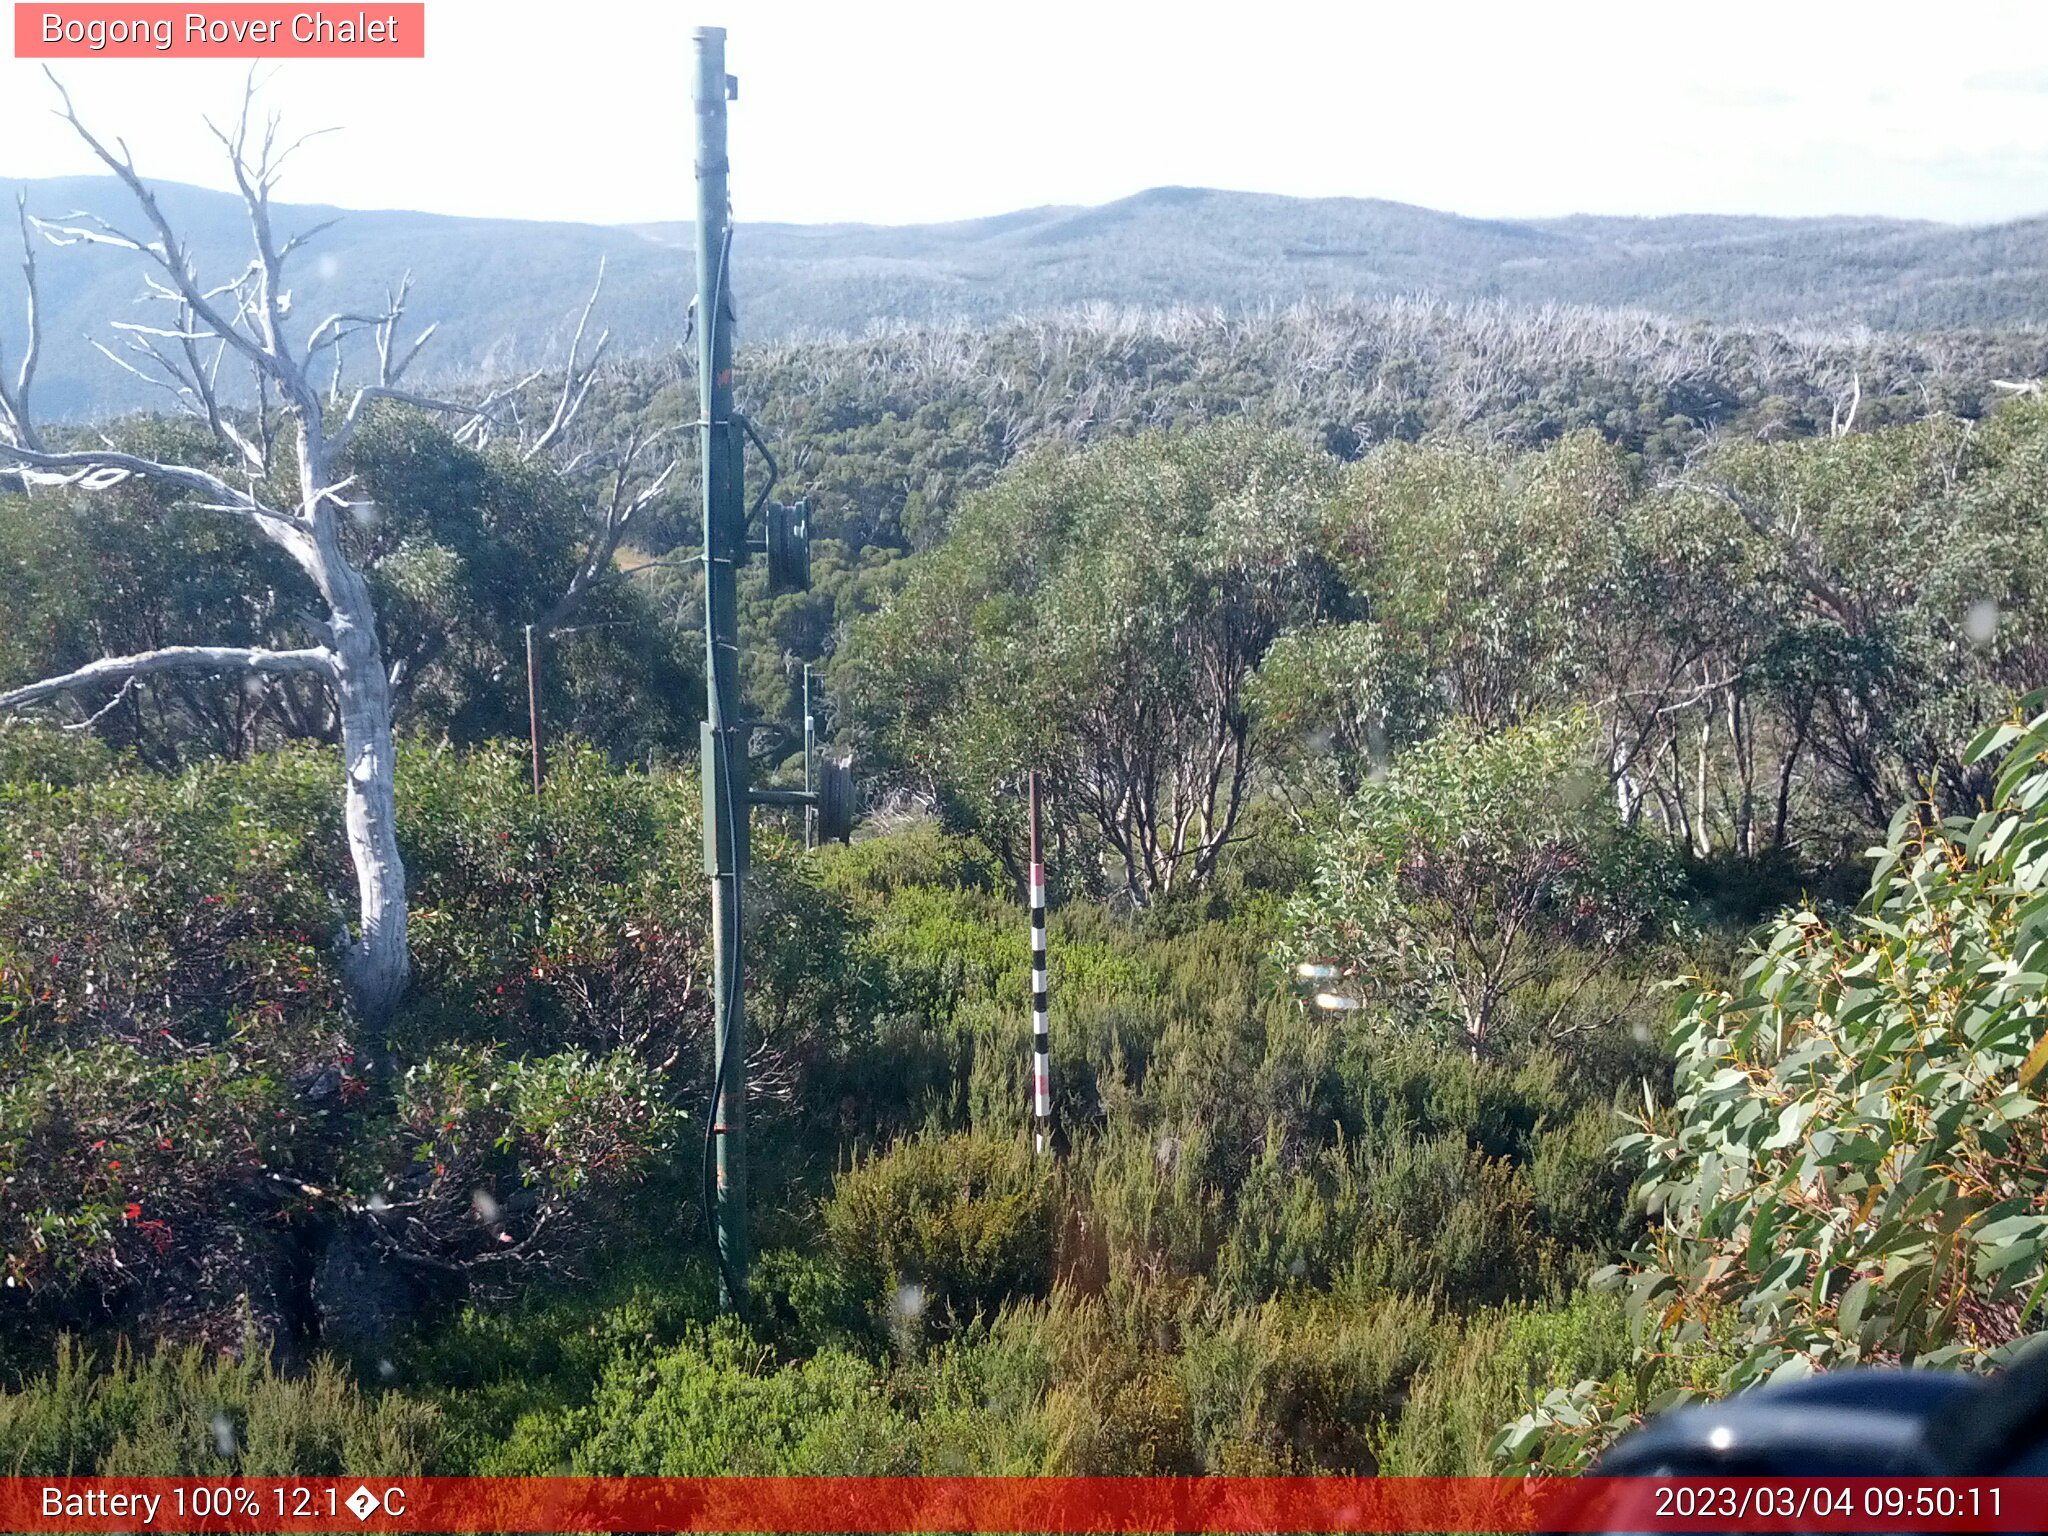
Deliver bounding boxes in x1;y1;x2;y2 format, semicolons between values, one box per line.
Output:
123;1202;142;1220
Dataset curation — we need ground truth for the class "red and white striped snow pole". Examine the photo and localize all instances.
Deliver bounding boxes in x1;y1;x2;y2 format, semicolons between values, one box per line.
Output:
1028;770;1052;1156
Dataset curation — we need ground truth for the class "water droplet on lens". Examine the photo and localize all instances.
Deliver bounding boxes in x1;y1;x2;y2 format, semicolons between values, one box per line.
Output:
1966;598;1999;646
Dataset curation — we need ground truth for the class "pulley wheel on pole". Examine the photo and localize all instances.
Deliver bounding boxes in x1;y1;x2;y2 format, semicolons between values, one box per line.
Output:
766;500;810;594
816;756;855;844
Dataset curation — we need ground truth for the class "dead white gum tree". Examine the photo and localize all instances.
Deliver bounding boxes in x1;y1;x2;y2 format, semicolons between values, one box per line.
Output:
453;258;684;637
0;75;530;1035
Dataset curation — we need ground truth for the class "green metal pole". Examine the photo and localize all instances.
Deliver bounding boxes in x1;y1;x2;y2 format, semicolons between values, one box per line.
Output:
803;663;817;852
694;25;749;1308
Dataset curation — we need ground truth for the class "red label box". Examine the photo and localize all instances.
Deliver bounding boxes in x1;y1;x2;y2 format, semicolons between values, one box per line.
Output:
14;3;425;57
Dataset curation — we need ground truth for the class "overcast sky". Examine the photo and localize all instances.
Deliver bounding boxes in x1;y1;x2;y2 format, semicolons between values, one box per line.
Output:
4;0;2047;227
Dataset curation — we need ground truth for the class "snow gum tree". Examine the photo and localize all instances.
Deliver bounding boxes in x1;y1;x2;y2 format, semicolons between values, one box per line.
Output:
0;78;520;1032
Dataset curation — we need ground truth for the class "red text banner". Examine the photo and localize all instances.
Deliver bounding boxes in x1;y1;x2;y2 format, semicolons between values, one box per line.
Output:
14;4;425;57
0;1476;2044;1533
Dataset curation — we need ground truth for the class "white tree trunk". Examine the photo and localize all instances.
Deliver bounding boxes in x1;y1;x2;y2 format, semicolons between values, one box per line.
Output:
326;555;410;1027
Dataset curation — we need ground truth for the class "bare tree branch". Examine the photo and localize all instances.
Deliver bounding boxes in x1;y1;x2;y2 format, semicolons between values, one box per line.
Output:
87;315;268;472
2;441;302;535
334;372;541;453
0;194;44;452
41;70;276;377
543;427;680;631
277;213;342;263
204;81;303;401
59;674;140;732
0;644;336;714
368;273;439;387
525;259;611;460
304;308;386;361
1831;369;1861;437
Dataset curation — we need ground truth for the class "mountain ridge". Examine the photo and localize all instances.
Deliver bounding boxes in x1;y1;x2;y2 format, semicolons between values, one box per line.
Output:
2;175;2044;417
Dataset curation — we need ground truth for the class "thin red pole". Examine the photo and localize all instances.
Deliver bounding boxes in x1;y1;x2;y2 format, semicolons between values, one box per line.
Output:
525;623;544;796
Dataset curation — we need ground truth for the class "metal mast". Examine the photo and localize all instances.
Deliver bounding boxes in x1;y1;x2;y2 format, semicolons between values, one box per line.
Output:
689;26;852;1314
694;24;749;1308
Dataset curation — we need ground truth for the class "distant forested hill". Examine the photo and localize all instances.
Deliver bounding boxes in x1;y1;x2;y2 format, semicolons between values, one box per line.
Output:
4;175;2047;416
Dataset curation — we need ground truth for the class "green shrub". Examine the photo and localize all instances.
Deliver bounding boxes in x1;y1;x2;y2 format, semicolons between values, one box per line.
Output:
1180;1290;1445;1472
1216;1122;1552;1306
1025;1284;1202;1475
888;1311;1057;1473
402;1248;721;1474
1376;1291;1630;1474
825;1133;1054;1326
556;1321;900;1474
1072;1113;1232;1285
0;725;120;790
750;1248;875;1351
1203;1045;1636;1307
0;1339;438;1476
0;748;354;1340
819;823;1004;910
1286;712;1681;1058
345;1046;680;1290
